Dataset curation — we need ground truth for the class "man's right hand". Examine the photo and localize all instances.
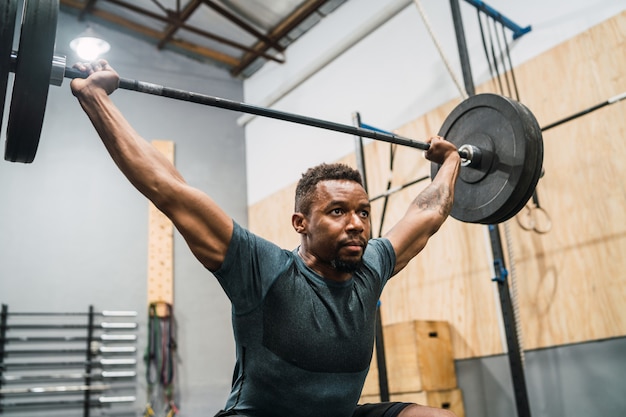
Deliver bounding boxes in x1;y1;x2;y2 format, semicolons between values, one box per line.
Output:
70;59;120;98
424;135;460;165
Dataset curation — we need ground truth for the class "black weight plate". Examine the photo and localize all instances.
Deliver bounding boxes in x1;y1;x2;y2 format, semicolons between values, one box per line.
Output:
487;100;543;224
0;0;18;134
476;99;539;224
5;0;59;163
431;93;543;224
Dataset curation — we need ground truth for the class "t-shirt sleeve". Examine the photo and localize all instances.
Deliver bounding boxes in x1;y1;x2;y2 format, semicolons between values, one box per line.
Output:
214;221;292;314
363;237;397;295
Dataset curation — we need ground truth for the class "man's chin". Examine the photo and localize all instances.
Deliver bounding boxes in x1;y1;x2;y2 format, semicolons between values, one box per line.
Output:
331;258;363;273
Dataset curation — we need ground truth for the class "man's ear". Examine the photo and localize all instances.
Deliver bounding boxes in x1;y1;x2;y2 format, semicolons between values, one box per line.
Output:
292;212;306;234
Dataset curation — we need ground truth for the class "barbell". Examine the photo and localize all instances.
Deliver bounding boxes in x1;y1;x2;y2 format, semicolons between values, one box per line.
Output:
0;0;543;225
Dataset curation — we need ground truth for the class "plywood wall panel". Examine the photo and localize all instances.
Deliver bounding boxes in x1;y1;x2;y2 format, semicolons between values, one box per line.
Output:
248;11;626;359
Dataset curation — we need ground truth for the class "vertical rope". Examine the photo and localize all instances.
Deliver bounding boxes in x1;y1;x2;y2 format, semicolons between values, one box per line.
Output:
493;21;512;97
413;0;468;99
487;16;505;94
501;22;521;100
477;10;496;82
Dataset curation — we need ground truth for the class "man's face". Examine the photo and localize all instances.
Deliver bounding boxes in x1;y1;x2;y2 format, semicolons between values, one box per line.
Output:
298;179;371;277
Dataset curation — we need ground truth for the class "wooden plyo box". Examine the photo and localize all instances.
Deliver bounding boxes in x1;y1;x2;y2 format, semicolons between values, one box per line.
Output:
361;320;457;398
384;320;457;393
392;389;465;417
359;389;465;417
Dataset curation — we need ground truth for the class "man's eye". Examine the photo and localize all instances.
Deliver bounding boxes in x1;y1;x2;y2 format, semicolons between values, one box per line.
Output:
360;210;370;218
332;208;343;215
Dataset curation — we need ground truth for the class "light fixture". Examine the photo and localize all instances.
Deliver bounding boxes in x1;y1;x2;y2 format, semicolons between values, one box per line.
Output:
70;26;111;61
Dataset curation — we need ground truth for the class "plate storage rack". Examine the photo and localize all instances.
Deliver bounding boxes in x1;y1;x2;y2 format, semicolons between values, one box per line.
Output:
0;304;138;417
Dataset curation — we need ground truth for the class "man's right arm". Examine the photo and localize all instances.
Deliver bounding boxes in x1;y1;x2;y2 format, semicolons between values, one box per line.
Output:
384;136;461;275
71;60;233;272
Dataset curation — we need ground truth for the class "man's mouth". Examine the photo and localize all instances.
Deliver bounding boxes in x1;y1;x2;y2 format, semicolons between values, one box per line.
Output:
342;241;365;253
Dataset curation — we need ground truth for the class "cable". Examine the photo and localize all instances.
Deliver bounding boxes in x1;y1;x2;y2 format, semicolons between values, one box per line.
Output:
378;143;398;238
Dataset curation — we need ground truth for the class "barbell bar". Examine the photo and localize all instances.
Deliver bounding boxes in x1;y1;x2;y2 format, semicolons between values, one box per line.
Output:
7;51;473;162
1;0;544;225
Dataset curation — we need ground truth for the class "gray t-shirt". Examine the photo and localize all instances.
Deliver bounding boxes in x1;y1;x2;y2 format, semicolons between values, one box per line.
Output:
214;221;396;417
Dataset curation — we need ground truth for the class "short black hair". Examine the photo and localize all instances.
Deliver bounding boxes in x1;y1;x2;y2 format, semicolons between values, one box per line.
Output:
294;163;363;214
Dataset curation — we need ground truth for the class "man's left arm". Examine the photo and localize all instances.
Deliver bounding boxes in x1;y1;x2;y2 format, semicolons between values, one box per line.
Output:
383;136;461;275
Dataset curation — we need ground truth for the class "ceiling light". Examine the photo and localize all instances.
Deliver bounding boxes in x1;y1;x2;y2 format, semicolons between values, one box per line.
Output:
70;26;111;61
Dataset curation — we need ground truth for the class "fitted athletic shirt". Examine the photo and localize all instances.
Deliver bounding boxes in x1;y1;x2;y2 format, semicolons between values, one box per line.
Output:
214;221;396;417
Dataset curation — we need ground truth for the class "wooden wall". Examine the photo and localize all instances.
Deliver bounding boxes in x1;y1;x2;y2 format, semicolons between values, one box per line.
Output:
248;11;626;359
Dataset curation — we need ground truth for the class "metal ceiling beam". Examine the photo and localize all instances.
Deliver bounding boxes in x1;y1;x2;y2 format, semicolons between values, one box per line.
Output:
157;0;202;49
60;0;240;67
231;0;328;77
103;0;285;62
201;0;285;53
78;0;98;20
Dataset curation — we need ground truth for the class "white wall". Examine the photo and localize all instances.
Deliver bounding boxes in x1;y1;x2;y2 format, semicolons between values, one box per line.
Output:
243;0;626;205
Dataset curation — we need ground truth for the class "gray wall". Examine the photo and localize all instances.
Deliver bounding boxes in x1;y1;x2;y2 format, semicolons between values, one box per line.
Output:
456;337;626;417
0;9;244;416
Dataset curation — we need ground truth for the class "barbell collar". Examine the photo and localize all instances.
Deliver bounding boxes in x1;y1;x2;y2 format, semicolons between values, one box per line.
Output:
50;54;65;86
458;144;482;168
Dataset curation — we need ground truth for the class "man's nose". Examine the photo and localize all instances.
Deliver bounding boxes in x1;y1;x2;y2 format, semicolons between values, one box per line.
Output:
346;212;365;231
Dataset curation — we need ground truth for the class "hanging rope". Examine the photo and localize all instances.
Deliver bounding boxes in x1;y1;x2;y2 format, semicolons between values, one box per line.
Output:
487;16;505;95
413;0;468;99
492;20;513;97
499;22;520;99
477;10;496;85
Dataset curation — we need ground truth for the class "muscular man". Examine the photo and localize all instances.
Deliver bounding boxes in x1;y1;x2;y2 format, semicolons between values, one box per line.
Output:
71;60;460;417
